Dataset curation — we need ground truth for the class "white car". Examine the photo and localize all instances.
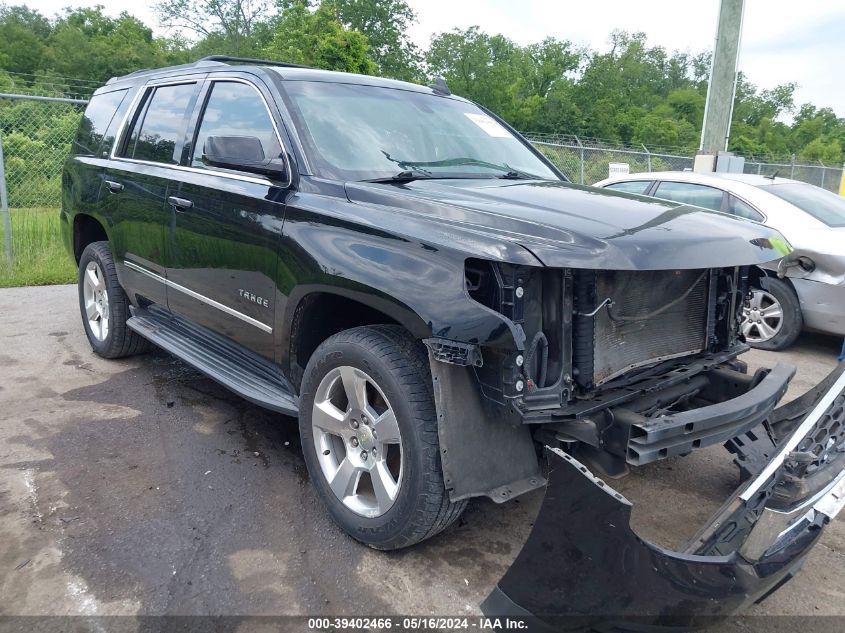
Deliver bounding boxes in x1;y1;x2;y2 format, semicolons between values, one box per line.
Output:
593;171;845;350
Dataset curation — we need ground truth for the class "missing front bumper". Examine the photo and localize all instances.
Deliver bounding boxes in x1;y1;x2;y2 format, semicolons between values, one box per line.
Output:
483;361;845;631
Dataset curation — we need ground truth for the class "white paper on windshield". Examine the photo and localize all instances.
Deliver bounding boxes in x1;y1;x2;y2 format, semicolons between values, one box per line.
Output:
464;112;511;138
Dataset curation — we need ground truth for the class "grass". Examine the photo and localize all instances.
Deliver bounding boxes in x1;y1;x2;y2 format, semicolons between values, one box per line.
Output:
0;207;76;288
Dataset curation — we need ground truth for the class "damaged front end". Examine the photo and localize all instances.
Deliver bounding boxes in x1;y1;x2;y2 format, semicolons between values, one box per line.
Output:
482;361;845;631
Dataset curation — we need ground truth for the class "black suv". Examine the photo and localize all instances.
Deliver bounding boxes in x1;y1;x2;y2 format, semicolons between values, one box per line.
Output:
62;56;845;628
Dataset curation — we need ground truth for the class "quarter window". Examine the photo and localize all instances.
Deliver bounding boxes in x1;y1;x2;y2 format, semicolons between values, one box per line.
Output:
728;196;764;222
654;181;725;212
191;81;282;170
121;83;196;163
74;89;128;156
604;180;652;195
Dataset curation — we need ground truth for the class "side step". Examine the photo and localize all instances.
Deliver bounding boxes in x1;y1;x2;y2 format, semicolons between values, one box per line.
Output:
127;305;299;416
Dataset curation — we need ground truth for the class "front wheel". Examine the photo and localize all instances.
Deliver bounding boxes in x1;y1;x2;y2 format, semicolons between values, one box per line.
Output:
78;241;149;359
741;277;802;351
298;325;466;550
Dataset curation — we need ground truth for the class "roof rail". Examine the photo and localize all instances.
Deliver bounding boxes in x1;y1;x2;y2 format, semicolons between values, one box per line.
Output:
105;58;223;84
106;55;310;85
198;55;311;69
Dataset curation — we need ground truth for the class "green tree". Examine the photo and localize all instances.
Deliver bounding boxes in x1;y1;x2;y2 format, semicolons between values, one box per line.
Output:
45;7;187;84
155;0;272;55
426;27;521;118
332;0;421;81
0;5;51;77
516;38;581;99
799;137;842;163
265;1;376;74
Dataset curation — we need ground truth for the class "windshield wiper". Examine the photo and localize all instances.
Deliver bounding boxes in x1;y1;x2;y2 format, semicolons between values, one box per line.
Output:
380;151;542;180
364;169;436;184
498;170;534;180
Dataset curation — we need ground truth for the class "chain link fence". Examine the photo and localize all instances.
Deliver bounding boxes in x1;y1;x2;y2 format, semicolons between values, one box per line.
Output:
0;93;87;209
523;133;845;191
527;135;694;185
743;159;842;191
0;92;86;278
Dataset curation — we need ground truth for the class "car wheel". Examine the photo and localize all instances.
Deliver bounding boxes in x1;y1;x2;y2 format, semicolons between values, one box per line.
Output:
741;277;802;351
78;241;149;359
299;325;467;550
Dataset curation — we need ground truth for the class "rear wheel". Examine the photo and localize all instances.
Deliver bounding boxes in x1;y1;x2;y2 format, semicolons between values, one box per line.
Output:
78;241;149;359
299;325;466;550
741;277;802;351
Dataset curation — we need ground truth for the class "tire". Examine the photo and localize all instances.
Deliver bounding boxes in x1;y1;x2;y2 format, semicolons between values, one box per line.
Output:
77;241;149;359
741;277;802;351
299;325;467;550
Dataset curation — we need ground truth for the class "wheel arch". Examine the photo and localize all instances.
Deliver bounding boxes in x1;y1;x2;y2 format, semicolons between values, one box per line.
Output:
282;286;430;390
72;213;110;263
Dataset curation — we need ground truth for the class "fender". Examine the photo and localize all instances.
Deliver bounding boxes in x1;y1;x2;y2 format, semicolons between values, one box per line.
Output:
278;189;529;350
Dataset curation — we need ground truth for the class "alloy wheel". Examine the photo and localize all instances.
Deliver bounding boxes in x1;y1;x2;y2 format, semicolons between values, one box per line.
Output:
83;261;110;341
311;366;403;518
741;289;783;343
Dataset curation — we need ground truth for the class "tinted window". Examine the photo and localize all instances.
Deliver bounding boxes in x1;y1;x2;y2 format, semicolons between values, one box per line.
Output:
764;183;845;227
73;89;127;155
122;83;196;163
282;80;558;181
729;196;764;222
654;181;724;211
191;81;281;169
604;180;652;195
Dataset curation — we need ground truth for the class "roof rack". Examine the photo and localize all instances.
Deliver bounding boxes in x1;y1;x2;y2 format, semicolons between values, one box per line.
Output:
198;55;311;69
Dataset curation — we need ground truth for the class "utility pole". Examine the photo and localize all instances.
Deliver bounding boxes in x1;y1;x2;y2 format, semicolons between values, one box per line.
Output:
696;0;745;172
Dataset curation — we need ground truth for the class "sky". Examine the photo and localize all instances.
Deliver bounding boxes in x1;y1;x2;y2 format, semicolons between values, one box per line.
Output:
24;0;845;117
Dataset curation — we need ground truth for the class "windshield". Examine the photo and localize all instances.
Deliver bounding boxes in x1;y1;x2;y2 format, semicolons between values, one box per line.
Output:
763;183;845;228
280;81;559;182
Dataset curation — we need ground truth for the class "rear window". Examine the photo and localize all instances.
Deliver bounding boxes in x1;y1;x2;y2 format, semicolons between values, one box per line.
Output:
73;89;128;156
121;83;197;164
763;183;845;227
604;180;652;195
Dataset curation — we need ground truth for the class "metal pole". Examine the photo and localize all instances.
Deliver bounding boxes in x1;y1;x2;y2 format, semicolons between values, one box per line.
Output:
642;144;652;172
0;133;11;268
820;161;826;190
790;154;795;179
0;92;89;105
575;136;585;185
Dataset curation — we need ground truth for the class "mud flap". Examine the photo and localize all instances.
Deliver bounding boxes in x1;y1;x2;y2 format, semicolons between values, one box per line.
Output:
427;355;545;502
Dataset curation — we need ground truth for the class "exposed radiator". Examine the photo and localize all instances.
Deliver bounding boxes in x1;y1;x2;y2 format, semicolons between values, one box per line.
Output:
574;269;710;387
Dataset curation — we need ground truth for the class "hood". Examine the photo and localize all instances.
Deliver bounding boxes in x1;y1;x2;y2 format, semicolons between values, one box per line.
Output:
344;179;788;270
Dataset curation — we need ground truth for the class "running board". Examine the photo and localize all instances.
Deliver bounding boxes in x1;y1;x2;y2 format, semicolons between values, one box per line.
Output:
127;305;299;416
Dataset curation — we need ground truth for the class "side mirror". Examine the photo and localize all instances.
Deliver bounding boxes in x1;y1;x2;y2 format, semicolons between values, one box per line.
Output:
202;135;287;180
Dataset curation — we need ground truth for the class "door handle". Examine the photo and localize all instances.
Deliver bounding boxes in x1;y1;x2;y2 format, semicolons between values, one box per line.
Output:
105;180;124;193
168;196;194;211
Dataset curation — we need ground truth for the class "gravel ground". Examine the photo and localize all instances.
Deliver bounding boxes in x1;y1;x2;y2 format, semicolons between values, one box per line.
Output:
0;284;843;631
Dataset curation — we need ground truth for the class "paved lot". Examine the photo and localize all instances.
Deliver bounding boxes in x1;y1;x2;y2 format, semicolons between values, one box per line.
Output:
1;285;844;628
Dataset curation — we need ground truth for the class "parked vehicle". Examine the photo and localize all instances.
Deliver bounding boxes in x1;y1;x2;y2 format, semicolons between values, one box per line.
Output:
62;57;845;629
594;171;845;351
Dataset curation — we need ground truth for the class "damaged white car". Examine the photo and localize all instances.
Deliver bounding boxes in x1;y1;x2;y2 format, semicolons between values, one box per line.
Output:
594;172;845;350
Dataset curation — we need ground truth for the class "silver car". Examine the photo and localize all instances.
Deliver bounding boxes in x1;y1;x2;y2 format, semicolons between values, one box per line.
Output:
593;171;845;350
